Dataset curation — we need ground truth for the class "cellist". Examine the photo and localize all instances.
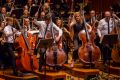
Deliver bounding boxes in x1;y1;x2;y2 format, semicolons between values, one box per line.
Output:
33;13;63;70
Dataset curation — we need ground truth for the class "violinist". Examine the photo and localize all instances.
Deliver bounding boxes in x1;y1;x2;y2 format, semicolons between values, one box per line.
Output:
23;18;31;31
70;12;92;67
3;17;21;76
21;9;30;19
0;6;7;21
24;0;35;10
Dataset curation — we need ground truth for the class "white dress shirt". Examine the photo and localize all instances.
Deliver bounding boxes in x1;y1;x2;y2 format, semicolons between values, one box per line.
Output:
98;18;114;37
3;25;21;43
36;21;63;39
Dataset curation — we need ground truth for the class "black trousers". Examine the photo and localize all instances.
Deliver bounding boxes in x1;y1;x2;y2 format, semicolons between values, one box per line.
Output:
4;43;17;70
101;44;112;64
72;38;82;61
0;43;6;66
39;48;45;70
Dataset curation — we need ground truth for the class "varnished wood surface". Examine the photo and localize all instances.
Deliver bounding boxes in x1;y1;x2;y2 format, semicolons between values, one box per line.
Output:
35;70;66;80
63;64;100;78
0;69;39;80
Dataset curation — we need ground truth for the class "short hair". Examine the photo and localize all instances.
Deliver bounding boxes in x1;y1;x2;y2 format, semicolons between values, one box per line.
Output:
6;17;13;22
44;13;51;21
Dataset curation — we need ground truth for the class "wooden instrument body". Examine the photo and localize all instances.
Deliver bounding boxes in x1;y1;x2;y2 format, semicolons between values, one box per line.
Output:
45;30;67;66
78;30;101;64
15;32;39;72
111;27;120;63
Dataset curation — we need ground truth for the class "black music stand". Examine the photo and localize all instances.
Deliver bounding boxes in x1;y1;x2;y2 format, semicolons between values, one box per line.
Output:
100;34;118;75
36;38;54;80
100;34;118;44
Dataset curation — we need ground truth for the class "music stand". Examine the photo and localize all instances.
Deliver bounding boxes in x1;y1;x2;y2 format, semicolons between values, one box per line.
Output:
36;38;54;49
10;8;23;19
100;34;118;44
30;5;39;17
36;38;54;80
100;34;118;75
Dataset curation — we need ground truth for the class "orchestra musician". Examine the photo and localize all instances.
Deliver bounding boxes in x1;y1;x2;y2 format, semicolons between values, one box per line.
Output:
55;17;70;63
33;13;63;70
3;17;21;75
0;6;8;21
0;21;6;69
87;10;96;25
70;12;92;67
20;9;30;19
23;18;31;31
97;11;120;66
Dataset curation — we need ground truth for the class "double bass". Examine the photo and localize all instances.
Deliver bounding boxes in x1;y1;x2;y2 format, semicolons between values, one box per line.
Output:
45;27;67;66
78;11;101;64
111;15;120;63
15;19;39;72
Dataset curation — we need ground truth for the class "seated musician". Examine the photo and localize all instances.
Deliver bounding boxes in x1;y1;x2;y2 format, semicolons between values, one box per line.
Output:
3;17;21;76
33;13;63;70
23;18;31;31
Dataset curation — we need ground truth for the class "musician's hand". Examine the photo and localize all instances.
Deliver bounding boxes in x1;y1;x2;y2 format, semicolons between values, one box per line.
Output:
35;12;38;18
112;13;117;17
55;36;60;42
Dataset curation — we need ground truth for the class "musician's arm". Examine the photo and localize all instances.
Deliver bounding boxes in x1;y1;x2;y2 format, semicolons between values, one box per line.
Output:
86;23;92;32
33;20;42;29
53;23;63;37
97;21;102;38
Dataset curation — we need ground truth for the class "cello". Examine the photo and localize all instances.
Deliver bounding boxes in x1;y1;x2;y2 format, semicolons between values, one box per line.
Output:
15;19;39;72
78;11;101;64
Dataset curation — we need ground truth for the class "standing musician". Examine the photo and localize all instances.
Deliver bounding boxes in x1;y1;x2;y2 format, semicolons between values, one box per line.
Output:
3;17;21;76
33;13;63;70
97;11;120;65
70;12;92;67
55;18;70;63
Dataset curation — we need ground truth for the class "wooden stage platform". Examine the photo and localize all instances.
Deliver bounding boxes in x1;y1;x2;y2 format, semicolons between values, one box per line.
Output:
0;69;39;80
0;63;120;80
63;64;100;78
